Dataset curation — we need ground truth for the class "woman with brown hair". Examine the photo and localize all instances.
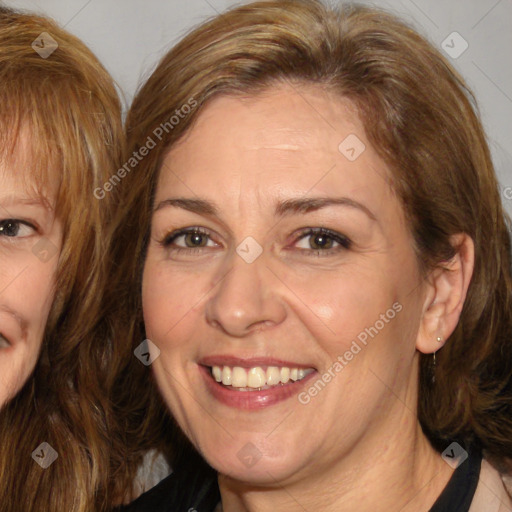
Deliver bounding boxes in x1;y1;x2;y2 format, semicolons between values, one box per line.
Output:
114;1;512;510
0;7;162;511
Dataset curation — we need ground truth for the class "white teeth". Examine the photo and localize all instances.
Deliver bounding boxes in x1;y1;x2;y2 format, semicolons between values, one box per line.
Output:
231;367;247;387
212;366;222;382
221;366;232;385
210;364;313;389
266;366;280;386
247;367;266;388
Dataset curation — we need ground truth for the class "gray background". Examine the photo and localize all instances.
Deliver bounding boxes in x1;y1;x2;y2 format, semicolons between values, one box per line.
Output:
4;0;512;216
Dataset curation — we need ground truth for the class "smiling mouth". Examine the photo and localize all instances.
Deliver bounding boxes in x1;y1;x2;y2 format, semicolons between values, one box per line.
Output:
210;365;315;391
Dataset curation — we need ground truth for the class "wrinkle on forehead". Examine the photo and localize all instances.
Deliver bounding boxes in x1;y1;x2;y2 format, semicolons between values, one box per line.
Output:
158;85;390;222
242;124;313;146
256;144;301;151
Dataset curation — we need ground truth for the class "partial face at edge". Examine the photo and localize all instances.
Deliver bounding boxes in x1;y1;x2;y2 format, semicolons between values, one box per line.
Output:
0;133;62;407
142;84;429;484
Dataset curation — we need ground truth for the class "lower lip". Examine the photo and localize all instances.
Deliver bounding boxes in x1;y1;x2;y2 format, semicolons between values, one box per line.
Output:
199;365;317;410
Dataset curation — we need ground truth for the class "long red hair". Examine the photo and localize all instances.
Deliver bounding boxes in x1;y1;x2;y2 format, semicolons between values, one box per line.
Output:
0;7;148;511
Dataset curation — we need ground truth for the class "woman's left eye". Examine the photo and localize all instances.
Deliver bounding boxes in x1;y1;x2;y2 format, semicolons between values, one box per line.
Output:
0;219;36;238
293;228;351;253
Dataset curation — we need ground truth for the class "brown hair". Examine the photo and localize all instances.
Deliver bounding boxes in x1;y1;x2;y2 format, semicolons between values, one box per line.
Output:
0;7;144;511
115;0;512;473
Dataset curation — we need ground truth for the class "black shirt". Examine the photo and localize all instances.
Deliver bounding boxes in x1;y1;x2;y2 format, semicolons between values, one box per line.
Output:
117;444;481;512
430;443;481;512
115;459;219;512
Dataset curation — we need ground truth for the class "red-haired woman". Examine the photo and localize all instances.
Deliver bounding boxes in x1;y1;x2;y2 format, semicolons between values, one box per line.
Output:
0;7;165;511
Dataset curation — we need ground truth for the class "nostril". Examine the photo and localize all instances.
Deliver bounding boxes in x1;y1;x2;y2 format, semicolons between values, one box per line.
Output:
0;333;11;348
247;319;274;332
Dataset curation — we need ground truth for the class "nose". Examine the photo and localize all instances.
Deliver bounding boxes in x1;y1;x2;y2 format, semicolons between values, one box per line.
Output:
205;250;287;337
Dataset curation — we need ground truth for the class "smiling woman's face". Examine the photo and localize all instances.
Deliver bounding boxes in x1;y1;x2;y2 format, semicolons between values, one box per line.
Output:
143;84;432;484
0;140;62;407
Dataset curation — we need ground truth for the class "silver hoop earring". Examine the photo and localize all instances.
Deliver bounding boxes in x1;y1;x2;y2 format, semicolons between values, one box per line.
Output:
432;337;443;383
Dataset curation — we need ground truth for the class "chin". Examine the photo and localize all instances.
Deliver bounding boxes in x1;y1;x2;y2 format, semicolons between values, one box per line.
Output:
218;458;298;485
199;436;305;485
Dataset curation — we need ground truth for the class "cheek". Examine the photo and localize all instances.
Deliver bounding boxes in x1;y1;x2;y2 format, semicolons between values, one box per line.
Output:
0;252;57;330
21;262;58;325
0;344;37;406
142;257;203;345
0;257;58;406
279;262;400;354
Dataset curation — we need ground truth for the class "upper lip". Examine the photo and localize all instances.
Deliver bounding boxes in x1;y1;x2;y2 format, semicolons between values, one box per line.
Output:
199;355;315;369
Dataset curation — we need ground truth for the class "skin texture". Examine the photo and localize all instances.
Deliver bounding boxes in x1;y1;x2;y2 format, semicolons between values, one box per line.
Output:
0;138;62;408
142;84;474;512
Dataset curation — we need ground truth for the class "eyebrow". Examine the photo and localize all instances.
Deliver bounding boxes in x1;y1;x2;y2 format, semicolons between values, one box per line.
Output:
275;197;376;221
0;196;53;211
154;198;218;216
154;196;376;221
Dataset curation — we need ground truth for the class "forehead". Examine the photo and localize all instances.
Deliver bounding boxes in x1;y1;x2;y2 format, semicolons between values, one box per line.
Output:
157;84;395;209
0;123;58;206
171;84;362;155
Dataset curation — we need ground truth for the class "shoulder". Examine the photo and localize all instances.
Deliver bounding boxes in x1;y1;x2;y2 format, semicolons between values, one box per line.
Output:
116;458;220;512
131;450;172;500
469;458;512;512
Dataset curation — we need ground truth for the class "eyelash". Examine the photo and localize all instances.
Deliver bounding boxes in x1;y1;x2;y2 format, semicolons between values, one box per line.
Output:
160;227;213;255
159;226;352;257
293;228;352;256
0;219;37;238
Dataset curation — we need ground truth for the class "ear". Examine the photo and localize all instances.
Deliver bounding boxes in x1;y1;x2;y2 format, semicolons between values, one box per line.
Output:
416;233;474;354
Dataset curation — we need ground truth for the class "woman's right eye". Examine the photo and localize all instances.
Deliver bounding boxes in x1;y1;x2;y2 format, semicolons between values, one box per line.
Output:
161;228;218;251
0;219;36;238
